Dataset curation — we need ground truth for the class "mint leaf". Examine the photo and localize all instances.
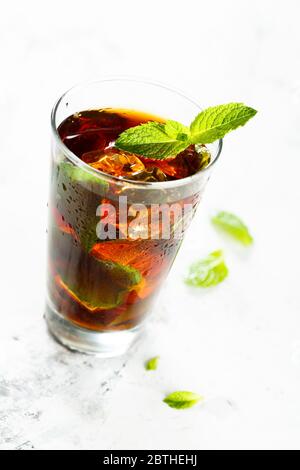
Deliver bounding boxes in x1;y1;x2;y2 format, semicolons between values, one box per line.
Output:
59;259;141;310
185;250;228;287
145;356;160;371
212;211;253;245
164;120;190;140
56;162;108;253
163;391;203;409
189;103;257;144
115;121;188;159
53;229;142;311
59;161;108;192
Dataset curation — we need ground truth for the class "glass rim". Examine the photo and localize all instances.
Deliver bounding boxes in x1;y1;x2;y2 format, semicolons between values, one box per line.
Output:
51;76;223;189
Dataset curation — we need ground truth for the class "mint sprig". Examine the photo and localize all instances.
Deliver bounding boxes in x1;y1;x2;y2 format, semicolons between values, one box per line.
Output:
115;102;257;159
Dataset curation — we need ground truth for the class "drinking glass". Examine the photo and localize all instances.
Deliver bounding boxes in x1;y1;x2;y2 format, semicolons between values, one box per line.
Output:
46;78;222;356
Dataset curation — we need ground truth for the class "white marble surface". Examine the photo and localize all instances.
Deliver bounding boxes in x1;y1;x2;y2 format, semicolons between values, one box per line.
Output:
0;0;300;450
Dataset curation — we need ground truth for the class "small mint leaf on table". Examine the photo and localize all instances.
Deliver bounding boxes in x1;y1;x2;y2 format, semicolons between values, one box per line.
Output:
189;103;257;144
163;391;203;409
185;250;228;287
212;211;253;245
145;356;160;371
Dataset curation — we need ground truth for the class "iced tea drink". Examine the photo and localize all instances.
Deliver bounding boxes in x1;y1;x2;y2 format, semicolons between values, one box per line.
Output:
46;80;221;355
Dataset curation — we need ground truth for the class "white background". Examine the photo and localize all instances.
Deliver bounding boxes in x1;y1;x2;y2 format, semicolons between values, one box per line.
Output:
0;0;300;450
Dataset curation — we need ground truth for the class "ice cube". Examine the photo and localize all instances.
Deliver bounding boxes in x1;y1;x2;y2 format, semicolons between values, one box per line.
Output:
82;148;145;178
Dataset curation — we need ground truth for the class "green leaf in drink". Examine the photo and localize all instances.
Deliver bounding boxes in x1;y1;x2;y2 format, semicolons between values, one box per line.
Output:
56;161;108;253
163;391;203;409
59;161;109;193
56;237;142;311
59;260;142;310
185;250;228;287
211;211;253;245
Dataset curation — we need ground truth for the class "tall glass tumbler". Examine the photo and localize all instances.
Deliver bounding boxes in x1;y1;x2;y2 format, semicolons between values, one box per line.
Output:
46;79;222;356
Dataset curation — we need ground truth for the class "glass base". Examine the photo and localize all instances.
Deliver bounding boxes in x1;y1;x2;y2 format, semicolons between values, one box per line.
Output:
45;302;143;357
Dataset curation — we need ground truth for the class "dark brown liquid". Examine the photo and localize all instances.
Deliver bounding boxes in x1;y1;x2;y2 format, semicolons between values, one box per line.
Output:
48;109;202;331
